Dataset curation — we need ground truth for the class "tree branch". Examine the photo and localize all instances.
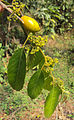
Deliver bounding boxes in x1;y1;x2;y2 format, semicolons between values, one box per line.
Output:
0;1;24;23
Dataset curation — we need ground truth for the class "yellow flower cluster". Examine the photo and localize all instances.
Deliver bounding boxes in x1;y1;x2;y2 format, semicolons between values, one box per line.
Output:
43;56;58;72
25;33;48;54
52;78;70;96
30;46;40;54
43;56;54;72
45;56;54;67
28;33;48;47
53;58;58;64
12;0;25;15
7;0;25;21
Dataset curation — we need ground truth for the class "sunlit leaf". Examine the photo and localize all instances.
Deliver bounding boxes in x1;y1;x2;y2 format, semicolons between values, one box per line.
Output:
27;69;44;99
44;86;62;118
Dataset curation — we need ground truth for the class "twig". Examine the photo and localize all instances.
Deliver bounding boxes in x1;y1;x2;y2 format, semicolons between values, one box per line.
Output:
0;1;24;23
22;34;29;48
20;10;23;16
7;5;13;8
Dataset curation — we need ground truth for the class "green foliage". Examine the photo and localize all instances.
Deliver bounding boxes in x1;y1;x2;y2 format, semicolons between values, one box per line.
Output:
0;43;7;82
53;0;73;33
43;74;53;91
27;70;44;99
27;50;45;69
8;48;26;91
24;0;73;34
44;86;61;118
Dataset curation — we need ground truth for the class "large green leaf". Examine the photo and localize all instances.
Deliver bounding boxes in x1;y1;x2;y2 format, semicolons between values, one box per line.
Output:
27;70;44;99
44;86;62;118
27;50;45;69
8;48;26;91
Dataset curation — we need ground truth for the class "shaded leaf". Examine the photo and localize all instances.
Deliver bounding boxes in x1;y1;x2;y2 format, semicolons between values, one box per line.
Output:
27;70;44;99
42;70;53;91
8;48;26;91
27;50;45;69
39;56;45;69
42;70;51;78
44;86;62;118
43;75;53;91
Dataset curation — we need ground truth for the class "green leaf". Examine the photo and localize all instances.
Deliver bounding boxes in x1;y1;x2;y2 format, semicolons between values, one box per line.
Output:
39;56;45;69
43;75;53;91
27;69;44;99
44;86;62;118
63;5;65;10
42;70;53;91
8;48;26;91
27;50;45;69
42;70;50;78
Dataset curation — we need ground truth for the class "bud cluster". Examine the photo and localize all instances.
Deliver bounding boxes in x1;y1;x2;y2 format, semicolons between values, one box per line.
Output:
7;0;25;21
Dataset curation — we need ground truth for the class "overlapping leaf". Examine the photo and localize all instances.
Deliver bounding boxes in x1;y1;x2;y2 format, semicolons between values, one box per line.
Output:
44;86;62;118
42;70;53;91
8;48;26;91
43;75;53;91
27;70;44;99
27;50;45;69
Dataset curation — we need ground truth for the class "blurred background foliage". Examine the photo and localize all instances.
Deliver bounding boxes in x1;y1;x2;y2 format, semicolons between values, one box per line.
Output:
23;0;73;35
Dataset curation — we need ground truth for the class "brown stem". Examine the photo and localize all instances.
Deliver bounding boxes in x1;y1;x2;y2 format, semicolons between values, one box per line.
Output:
0;1;24;23
7;5;13;7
